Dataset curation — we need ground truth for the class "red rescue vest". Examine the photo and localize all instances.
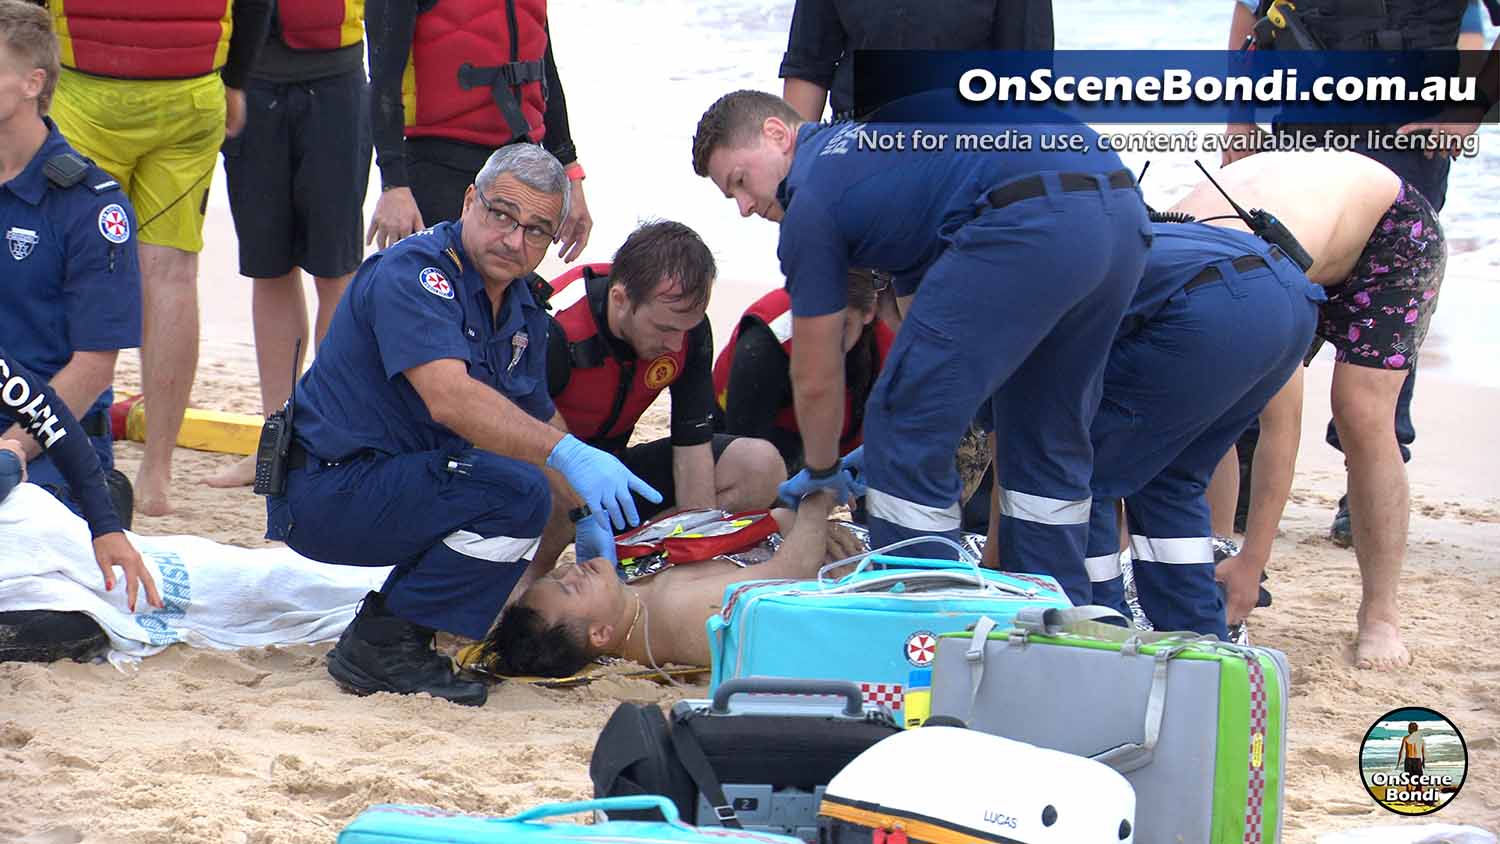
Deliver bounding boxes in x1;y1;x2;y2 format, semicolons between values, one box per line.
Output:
404;0;549;147
277;0;364;51
712;289;893;457
550;264;688;447
52;1;233;79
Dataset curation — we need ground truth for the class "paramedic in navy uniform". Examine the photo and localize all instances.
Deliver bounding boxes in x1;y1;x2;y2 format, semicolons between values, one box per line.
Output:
265;144;659;706
692;91;1151;604
0;1;142;529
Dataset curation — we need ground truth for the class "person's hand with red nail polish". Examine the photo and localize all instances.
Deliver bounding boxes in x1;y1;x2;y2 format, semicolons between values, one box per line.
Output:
91;532;162;612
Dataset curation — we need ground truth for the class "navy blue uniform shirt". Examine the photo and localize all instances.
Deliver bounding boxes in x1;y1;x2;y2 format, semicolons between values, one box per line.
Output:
776;118;1122;317
0;118;142;423
292;221;555;460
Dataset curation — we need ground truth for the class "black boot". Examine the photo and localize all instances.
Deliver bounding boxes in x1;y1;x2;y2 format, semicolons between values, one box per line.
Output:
326;592;488;706
0;610;109;663
1330;495;1353;548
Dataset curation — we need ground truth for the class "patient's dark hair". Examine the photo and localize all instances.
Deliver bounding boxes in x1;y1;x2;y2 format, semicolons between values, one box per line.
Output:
485;605;595;678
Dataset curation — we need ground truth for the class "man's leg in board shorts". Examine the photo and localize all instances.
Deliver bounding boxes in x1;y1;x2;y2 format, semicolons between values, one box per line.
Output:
1237;147;1447;535
1317;181;1445;670
54;71;227;515
864;180;1150;602
1321;150;1446;534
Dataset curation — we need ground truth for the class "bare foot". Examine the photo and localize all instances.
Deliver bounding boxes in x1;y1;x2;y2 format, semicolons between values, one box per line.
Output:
134;469;174;517
1355;616;1410;671
201;454;256;488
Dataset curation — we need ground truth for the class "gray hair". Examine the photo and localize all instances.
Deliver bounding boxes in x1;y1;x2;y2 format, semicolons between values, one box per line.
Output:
474;143;571;226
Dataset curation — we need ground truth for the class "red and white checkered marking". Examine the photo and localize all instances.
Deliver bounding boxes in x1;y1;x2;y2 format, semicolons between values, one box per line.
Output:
860;682;903;711
1243;656;1269;843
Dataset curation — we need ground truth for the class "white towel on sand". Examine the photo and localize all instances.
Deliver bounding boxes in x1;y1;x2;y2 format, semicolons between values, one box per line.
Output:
0;483;390;663
1318;825;1497;844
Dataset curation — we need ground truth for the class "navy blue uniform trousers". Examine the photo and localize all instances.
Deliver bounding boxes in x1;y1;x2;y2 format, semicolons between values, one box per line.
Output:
267;447;550;639
1087;249;1321;638
863;175;1151;603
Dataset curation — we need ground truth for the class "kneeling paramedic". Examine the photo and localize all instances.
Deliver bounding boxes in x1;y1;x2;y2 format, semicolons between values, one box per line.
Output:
262;144;659;706
692;90;1151;601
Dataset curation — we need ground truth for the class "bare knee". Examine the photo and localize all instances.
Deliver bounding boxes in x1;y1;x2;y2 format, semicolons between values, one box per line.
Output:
717;437;786;510
313;273;353;302
1330;366;1405;455
140;244;199;288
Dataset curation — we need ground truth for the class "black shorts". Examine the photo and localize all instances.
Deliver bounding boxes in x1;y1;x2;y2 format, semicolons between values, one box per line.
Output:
223;69;371;279
620;433;737;521
1317;181;1445;371
406;137;497;226
1404;757;1425;778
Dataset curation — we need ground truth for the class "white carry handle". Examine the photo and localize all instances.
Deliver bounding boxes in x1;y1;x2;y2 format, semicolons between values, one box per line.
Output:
816;535;980;587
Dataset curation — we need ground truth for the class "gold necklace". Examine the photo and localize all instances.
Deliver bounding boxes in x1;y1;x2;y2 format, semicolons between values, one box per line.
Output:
621;588;644;650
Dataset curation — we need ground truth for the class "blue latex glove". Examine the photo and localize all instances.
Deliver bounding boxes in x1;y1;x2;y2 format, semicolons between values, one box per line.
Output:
840;445;865;475
840;446;868;498
777;464;860;509
546;434;662;531
574;514;618;565
0;449;22;503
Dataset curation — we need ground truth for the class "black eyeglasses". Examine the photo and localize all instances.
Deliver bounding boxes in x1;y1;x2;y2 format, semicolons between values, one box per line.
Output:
870;270;893;293
473;187;557;248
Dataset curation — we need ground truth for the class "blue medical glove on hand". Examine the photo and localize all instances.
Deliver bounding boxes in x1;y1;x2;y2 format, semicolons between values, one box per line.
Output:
840;446;868;498
777;463;859;509
547;434;662;530
574;514;619;566
0;449;22;503
840;445;865;476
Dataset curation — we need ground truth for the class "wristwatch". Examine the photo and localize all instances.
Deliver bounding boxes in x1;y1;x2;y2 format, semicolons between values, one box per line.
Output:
569;505;593;524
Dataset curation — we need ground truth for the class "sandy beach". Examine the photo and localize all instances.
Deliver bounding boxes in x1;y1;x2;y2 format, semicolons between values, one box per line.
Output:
2;293;1496;842
4;0;1500;840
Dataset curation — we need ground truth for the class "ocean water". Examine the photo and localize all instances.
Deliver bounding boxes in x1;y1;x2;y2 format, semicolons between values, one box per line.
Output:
545;0;1500;386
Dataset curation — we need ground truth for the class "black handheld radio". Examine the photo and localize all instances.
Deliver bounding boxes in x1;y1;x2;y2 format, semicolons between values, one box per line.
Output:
252;339;302;497
1191;161;1315;272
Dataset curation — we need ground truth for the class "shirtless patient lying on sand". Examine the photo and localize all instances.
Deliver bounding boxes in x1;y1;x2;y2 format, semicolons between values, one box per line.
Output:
479;491;859;676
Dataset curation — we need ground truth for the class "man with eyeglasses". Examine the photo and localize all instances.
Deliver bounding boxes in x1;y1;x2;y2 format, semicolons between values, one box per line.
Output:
263;144;660;706
540;221;786;568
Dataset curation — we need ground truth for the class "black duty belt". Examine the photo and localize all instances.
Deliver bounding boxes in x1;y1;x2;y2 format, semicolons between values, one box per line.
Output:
986;169;1135;210
81;412;110;438
287;442;371;471
1185;254;1271;292
287;442;311;471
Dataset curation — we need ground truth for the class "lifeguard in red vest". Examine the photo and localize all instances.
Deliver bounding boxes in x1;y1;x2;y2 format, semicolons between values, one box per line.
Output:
545;222;785;535
365;0;592;259
713;269;894;471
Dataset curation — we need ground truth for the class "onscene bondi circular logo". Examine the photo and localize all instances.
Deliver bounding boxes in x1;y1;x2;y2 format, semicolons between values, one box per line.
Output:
1359;707;1467;816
